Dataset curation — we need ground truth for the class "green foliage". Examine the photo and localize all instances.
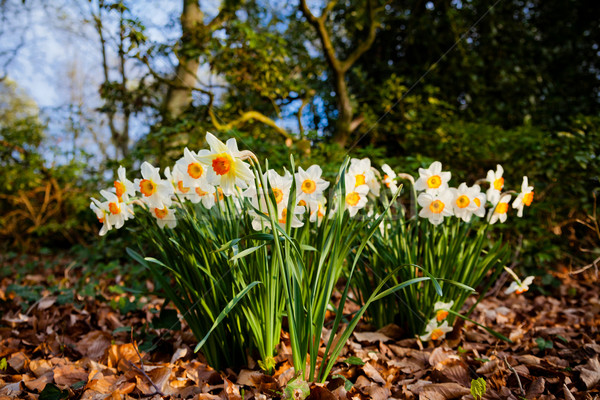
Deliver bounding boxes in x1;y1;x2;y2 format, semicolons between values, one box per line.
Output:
470;377;487;400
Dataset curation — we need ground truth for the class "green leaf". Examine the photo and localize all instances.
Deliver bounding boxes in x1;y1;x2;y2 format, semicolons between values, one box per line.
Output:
470;377;487;400
39;383;69;400
535;337;553;350
0;358;6;371
194;281;261;353
151;308;181;331
343;356;365;366
71;380;86;390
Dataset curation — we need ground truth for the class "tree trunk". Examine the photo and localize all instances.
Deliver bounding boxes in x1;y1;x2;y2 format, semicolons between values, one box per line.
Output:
164;0;203;119
333;71;352;147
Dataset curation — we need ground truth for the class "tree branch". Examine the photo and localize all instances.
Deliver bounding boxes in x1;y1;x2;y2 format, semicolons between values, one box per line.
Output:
340;0;378;72
209;109;292;141
299;0;342;73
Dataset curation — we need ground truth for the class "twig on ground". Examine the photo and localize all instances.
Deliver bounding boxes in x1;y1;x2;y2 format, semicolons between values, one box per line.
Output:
127;329;165;397
570;256;599;276
504;356;525;396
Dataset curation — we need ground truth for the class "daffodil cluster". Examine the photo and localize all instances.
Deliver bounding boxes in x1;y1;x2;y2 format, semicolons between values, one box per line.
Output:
90;133;389;236
397;161;535;226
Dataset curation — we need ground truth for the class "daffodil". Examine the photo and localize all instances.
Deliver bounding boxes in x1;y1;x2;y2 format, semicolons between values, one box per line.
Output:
196;132;254;196
134;162;174;209
488;193;511;224
433;300;454;322
151;205;177;229
295;165;329;211
309;196;327;224
417;190;454;225
512;176;534;217
175;148;210;186
504;276;534;295
415;161;451;194
470;184;487;218
449;183;479;222
90;198;111;236
420;319;453;342
349;158;380;196
344;174;369;217
381;164;398;193
486;164;505;205
113;166;136;203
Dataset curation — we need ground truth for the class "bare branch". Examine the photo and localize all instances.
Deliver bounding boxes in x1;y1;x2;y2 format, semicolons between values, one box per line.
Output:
340;0;378;72
209;109;292;141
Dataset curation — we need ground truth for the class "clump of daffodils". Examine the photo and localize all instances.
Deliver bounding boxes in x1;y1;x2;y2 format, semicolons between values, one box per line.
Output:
376;161;536;341
90;133;386;237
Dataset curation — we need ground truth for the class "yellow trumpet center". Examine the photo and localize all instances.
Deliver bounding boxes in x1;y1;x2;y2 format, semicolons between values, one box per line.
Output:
496;202;509;214
474;197;481;207
187;162;204;179
301;179;316;194
298;200;306;207
523;192;534;206
195;187;207;196
272;188;284;204
346;192;360;206
429;200;445;214
355;174;366;187
456;195;470;209
493;177;504;191
139;179;156;197
427;175;442;189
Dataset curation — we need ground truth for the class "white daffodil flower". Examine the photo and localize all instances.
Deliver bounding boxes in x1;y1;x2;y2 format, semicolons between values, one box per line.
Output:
512;176;534;217
295;165;329;211
505;276;534;295
415;161;451;194
344;174;369;217
151;206;177;229
349;158;380;196
309;197;327;224
486;164;505;205
134;162;173;209
381;164;398;193
449;183;480;222
420;319;453;342
196;132;254;196
90;198;111;236
417;190;454;225
488;193;511;224
113;166;136;203
470;184;487;218
433;300;454;322
175;147;210;187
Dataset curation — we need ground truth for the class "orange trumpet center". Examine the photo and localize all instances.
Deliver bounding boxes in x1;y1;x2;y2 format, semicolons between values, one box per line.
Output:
154;207;168;219
523;192;534;206
187;162;204;179
429;200;445;214
212;154;232;176
139;179;156;197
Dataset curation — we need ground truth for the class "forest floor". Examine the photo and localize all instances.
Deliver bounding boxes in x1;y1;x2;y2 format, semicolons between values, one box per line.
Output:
0;253;599;400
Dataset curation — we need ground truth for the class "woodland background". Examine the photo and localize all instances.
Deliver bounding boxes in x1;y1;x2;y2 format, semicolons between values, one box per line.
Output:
0;0;599;277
